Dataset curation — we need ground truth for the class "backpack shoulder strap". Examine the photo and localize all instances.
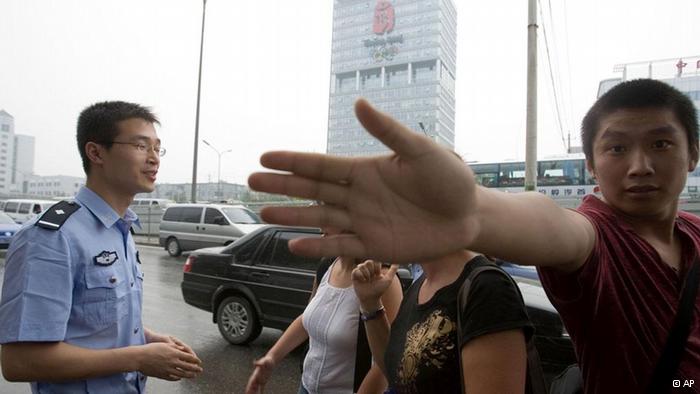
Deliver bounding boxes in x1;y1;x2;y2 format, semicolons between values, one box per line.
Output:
456;261;547;394
647;256;700;393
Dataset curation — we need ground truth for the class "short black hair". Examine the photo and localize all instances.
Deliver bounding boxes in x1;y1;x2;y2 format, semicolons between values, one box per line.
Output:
581;79;698;163
76;101;159;174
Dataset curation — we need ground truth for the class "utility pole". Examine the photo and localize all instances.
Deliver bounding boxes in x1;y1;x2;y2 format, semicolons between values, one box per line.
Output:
191;0;208;203
524;0;538;191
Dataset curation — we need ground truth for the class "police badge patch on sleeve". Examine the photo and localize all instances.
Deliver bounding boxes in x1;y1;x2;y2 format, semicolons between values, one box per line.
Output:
94;251;119;266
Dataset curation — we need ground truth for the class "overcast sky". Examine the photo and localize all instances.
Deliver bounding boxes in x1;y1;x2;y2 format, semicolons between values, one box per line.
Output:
1;0;698;185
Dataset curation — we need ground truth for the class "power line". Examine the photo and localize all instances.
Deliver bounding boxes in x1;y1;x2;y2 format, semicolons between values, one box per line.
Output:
538;0;567;151
561;0;576;143
546;0;572;137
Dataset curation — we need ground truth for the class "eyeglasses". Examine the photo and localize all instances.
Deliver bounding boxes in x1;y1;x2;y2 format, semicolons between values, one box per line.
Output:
110;141;166;157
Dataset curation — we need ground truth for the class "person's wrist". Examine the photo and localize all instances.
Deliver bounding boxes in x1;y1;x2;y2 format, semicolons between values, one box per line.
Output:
264;352;279;368
360;297;382;313
129;345;145;372
360;305;385;322
359;299;383;313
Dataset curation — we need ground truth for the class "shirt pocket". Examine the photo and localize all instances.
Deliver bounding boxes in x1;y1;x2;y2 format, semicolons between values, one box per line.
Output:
81;267;129;328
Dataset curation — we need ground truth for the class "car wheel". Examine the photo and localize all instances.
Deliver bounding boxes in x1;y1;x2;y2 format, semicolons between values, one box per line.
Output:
217;296;261;345
166;237;181;257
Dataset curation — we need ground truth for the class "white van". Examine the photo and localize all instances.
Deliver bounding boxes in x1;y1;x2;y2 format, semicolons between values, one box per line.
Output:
3;199;56;224
159;203;264;256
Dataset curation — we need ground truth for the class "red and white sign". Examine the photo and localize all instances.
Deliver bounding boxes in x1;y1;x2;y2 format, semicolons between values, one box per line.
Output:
373;0;395;34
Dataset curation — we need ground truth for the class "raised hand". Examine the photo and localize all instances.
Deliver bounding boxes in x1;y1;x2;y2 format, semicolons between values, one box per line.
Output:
248;99;478;263
352;260;398;309
245;355;276;394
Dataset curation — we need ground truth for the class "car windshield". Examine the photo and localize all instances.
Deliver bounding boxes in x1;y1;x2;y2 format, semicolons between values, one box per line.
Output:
0;212;16;224
221;207;261;224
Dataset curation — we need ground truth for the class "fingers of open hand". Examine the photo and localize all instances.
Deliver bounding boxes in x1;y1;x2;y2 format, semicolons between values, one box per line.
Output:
256;151;356;183
354;98;432;159
261;205;351;230
288;233;368;260
249;173;350;206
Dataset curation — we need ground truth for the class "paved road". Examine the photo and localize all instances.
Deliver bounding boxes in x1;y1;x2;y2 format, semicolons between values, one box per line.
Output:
0;245;303;394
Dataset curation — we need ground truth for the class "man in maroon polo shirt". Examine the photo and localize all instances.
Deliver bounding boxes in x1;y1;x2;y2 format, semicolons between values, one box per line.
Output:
248;79;699;393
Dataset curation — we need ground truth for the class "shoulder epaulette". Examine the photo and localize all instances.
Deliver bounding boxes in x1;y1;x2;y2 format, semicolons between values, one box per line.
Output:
35;200;81;230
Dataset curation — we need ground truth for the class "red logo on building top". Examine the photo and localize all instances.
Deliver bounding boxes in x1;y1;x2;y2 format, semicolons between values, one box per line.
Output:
373;0;395;34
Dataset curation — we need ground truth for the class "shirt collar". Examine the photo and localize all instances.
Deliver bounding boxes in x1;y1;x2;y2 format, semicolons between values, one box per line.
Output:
75;186;140;229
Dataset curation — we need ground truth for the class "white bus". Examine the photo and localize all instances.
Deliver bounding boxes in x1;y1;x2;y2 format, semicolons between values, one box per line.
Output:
470;154;700;210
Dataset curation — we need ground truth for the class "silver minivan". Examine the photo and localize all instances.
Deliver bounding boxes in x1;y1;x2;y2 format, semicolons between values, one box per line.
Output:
159;203;264;256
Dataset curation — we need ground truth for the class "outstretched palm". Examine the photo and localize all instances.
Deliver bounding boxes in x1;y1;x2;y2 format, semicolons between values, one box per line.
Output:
248;99;478;263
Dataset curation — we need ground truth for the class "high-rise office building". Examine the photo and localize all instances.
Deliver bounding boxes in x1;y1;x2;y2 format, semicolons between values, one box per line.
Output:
0;110;15;194
327;0;457;156
13;134;35;190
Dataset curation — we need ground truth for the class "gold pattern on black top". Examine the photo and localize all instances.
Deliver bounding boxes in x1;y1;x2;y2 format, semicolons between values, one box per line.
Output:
397;309;456;388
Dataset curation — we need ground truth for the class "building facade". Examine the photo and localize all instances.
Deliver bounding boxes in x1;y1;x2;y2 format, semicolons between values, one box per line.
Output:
327;0;457;156
139;182;250;203
26;175;84;198
0;110;15;194
12;134;35;191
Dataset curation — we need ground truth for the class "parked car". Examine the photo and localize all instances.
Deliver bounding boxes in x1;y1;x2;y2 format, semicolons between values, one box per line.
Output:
0;211;21;249
181;225;576;382
3;199;55;224
497;260;540;281
181;225;322;345
159;203;264;256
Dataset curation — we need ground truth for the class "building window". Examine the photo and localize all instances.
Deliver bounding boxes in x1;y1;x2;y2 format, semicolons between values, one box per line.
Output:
360;68;382;90
412;60;437;83
1;125;8;132
336;72;356;93
385;64;409;87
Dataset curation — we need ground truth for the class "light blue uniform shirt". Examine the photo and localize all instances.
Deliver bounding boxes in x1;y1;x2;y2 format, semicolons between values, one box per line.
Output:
0;187;147;393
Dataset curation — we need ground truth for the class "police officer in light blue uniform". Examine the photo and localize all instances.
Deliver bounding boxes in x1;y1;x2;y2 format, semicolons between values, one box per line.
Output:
0;101;202;393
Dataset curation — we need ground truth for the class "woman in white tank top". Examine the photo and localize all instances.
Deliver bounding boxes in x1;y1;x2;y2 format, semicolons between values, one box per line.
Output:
245;246;403;394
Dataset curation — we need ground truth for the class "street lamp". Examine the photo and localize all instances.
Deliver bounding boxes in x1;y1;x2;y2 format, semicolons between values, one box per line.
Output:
202;139;231;200
191;0;208;203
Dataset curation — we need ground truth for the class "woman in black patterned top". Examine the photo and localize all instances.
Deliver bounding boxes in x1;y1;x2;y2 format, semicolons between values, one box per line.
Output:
352;250;533;394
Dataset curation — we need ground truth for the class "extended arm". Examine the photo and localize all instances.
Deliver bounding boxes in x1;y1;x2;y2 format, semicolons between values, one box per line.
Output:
1;340;202;382
249;99;595;272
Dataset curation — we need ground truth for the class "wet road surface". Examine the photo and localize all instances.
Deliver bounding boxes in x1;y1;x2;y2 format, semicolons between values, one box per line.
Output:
0;245;303;393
